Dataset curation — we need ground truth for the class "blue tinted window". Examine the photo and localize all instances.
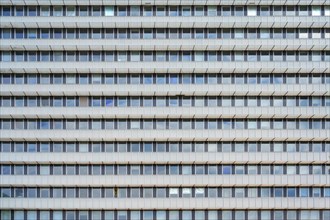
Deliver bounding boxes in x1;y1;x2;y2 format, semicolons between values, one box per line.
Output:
41;120;50;129
223;165;232;174
300;188;309;197
274;188;283;197
324;188;330;197
2;7;11;16
105;98;113;106
287;188;296;197
144;143;152;152
170;74;178;84
27;143;36;152
2;165;11;175
144;75;152;84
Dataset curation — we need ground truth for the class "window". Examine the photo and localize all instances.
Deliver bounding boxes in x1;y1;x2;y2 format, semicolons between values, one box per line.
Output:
182;29;191;39
169;188;178;197
194;6;204;16
66;6;75;16
16;6;24;16
118;52;127;61
234;29;244;39
2;29;11;39
182;6;191;16
195;51;204;61
260;6;270;16
92;6;101;16
182;165;191;175
156;52;166;61
235;165;244;174
156;211;166;220
143;6;153;16
222;6;231;16
195;188;205;198
223;165;232;174
273;6;283;16
312;6;321;16
143;51;153;61
182;52;191;61
235;6;244;16
28;6;37;16
298;6;308;16
156;6;165;16
53;6;62;16
299;29;308;39
182;188;191;198
169;6;178;16
208;6;217;16
130;6;140;16
299;188;309;199
2;52;11;62
247;6;257;16
182;211;192;220
312;29;321;38
105;6;114;16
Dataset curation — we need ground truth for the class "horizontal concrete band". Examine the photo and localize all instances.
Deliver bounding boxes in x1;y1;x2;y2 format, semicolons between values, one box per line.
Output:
1;106;329;119
0;175;328;187
1;39;329;51
0;130;329;141
1;16;328;28
1;61;329;74
1;84;329;96
0;198;329;210
0;0;327;6
1;152;329;164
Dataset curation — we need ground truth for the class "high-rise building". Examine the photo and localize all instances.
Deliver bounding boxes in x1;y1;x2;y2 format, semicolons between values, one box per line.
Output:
0;1;330;220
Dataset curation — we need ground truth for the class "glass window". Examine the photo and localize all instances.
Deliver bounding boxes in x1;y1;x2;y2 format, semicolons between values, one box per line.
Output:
182;188;191;198
1;165;10;175
195;6;204;16
181;165;191;175
66;6;75;16
261;166;270;174
15;6;24;16
235;6;244;16
247;6;257;16
273;6;283;16
2;29;11;39
247;51;257;61
156;51;166;61
26;211;37;220
208;6;217;16
287;165;296;174
2;51;11;62
260;6;270;16
182;6;191;16
156;6;165;16
312;6;321;16
105;6;114;16
143;6;153;16
27;6;37;16
169;6;178;16
298;6;308;16
234;29;244;39
223;165;232;174
143;51;153;61
300;188;309;197
195;29;204;39
53;6;62;16
182;29;191;39
169;29;178;39
169;188;179;197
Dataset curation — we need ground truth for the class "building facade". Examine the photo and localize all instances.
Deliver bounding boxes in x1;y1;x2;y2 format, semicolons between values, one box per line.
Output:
0;0;330;219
